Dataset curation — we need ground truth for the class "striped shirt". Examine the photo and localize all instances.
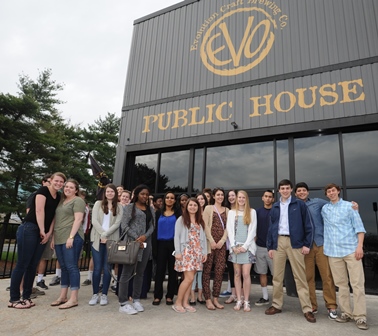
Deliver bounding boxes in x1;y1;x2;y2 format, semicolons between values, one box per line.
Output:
321;198;366;257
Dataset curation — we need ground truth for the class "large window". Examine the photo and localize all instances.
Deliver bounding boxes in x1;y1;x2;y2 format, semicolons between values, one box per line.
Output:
343;131;378;186
159;150;189;192
205;142;274;190
132;154;158;192
294;135;341;187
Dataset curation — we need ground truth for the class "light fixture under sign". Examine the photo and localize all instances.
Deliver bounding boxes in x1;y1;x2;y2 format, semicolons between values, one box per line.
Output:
231;121;238;129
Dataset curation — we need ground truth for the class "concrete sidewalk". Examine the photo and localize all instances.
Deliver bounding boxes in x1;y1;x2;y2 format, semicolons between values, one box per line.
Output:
1;273;377;336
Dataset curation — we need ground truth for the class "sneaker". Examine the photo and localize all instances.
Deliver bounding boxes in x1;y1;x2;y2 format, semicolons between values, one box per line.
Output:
219;290;232;298
335;313;353;323
133;301;144;312
89;294;99;306
49;276;60;286
110;284;117;293
255;298;269;306
119;303;138;315
100;294;108;306
312;308;318;314
328;309;337;320
32;287;45;295
82;279;91;286
355;319;369;330
36;280;48;290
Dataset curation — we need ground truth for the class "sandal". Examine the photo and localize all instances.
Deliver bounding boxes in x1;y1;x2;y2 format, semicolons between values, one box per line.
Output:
8;300;30;309
51;298;68;307
214;302;224;309
184;305;197;313
24;298;35;307
172;305;186;313
234;300;243;311
244;301;251;312
205;299;215;310
225;295;237;304
166;299;174;306
59;301;78;309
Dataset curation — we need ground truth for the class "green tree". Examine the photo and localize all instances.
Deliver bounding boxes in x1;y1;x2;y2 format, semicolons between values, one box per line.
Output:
0;70;121;222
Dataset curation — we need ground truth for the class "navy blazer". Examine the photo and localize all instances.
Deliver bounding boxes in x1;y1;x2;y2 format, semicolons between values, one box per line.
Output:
267;197;313;251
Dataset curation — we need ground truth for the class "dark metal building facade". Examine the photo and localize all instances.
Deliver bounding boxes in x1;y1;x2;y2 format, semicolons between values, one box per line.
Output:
114;0;378;292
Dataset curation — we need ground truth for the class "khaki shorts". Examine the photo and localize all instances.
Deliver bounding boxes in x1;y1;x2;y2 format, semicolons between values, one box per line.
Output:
41;236;54;260
254;245;274;275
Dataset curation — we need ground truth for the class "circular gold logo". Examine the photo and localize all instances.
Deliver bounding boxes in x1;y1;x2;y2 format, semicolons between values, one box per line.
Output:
200;8;277;76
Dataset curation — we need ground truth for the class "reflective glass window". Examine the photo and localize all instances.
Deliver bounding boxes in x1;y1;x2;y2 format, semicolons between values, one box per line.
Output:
133;154;158;193
294;135;341;187
343;131;378;186
206;142;274;190
159;150;189;192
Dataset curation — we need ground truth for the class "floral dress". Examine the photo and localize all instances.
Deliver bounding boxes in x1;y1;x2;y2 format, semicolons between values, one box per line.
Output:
174;223;203;272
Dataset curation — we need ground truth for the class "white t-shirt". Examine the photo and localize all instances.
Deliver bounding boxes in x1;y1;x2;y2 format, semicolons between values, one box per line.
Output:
102;211;111;231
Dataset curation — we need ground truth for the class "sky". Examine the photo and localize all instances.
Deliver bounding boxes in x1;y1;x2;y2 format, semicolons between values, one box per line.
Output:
0;0;178;126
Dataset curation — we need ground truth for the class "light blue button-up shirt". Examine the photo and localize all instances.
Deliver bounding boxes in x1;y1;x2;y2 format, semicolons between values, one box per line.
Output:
306;198;328;247
322;198;366;258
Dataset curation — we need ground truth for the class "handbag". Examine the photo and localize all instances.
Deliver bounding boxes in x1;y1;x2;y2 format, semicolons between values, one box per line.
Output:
106;227;140;265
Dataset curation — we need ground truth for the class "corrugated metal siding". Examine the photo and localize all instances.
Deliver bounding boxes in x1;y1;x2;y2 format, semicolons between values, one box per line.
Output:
120;63;378;146
123;0;378;107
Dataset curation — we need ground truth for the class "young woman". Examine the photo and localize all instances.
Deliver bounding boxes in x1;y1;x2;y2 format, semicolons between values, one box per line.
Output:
177;193;189;215
8;172;66;309
51;179;86;309
118;185;155;315
119;190;131;206
173;198;207;313
152;191;180;306
202;188;213;205
88;184;123;306
202;187;229;310
224;189;238;304
189;193;209;305
226;190;257;312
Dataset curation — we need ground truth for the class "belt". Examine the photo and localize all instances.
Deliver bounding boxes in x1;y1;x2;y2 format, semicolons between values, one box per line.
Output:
279;234;290;237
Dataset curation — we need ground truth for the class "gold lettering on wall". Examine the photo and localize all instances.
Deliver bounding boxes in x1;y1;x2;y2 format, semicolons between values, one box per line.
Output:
141;79;366;133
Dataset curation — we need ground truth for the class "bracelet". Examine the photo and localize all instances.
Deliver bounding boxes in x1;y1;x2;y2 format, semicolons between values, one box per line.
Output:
69;236;74;239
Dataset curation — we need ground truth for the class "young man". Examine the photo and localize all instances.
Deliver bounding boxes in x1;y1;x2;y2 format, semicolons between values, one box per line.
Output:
294;182;338;319
321;183;368;330
266;179;315;323
254;190;274;306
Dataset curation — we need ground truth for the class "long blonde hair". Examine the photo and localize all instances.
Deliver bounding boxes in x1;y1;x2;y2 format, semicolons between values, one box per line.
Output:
235;190;252;225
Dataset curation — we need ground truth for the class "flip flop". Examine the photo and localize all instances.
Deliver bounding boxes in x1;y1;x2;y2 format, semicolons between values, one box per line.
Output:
51;298;68;307
8;300;30;309
184;306;197;313
59;301;78;309
172;305;186;313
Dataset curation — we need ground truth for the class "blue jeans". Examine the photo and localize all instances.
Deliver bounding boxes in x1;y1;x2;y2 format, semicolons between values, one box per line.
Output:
10;222;46;302
54;234;83;290
91;242;111;295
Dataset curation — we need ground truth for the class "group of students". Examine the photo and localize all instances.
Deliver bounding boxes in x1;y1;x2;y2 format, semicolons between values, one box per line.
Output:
7;175;369;330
